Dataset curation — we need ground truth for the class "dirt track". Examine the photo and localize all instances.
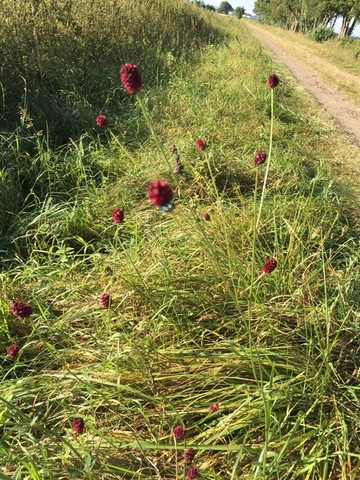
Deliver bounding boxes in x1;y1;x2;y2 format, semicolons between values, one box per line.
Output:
247;24;360;148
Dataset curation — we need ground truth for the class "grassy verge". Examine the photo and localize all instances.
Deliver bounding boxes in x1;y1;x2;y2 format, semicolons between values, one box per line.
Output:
2;11;360;480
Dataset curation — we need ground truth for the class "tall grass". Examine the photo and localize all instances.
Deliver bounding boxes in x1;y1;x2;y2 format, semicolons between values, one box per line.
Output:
1;8;360;480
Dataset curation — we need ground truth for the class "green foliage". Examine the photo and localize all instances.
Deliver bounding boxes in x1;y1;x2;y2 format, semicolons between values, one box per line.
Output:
307;24;336;42
217;1;234;15
235;6;245;19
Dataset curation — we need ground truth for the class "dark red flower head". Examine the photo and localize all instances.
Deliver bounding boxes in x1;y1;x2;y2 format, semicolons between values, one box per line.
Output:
267;73;279;88
7;344;20;359
186;466;199;480
101;293;111;308
112;208;124;224
254;150;267;166
96;115;109;128
184;448;196;464
73;417;85;434
196;139;207;151
148;180;173;207
173;425;186;439
10;301;33;319
209;402;219;413
203;212;210;221
262;258;277;274
120;63;142;94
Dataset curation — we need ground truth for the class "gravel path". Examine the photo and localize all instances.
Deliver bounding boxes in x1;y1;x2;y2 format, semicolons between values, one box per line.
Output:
247;24;360;147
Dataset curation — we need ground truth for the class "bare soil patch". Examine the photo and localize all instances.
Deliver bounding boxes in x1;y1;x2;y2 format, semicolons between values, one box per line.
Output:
247;23;360;148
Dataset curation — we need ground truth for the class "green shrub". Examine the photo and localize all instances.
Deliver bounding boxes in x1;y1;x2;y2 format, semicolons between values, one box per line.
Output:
307;24;335;43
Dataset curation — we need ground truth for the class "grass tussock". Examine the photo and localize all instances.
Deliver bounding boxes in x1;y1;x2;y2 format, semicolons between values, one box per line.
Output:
1;9;360;480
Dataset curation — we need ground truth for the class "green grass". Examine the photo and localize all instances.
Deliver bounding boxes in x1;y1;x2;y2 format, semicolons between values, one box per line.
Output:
2;7;360;480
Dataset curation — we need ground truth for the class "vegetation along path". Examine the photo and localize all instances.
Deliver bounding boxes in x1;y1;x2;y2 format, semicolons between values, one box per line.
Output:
247;22;360;148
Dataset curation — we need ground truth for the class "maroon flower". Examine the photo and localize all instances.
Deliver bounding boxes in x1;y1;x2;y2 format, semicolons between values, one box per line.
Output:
95;115;109;128
186;466;199;480
101;293;111;308
7;344;20;359
203;212;210;221
209;402;219;413
10;300;33;319
120;63;142;94
173;425;186;439
148;180;173;207
184;448;196;464
262;258;277;274
267;73;279;88
112;208;124;224
195;139;207;151
72;417;85;434
254;150;267;166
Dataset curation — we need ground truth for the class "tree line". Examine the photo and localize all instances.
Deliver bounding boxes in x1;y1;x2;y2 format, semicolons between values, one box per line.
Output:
189;1;246;19
254;0;360;38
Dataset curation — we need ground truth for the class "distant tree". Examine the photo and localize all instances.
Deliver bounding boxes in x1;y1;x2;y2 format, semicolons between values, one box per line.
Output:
205;4;216;11
217;1;234;14
235;6;246;18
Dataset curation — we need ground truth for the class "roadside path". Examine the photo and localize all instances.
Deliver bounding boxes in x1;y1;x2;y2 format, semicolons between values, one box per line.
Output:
247;24;360;148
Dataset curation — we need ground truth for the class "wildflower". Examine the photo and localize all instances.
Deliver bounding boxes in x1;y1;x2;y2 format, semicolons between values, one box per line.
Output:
254;150;267;166
101;293;111;308
148;180;173;207
262;258;277;274
112;208;124;224
10;300;33;319
72;417;85;434
184;448;196;464
173;425;186;439
120;63;142;94
267;73;279;88
203;212;210;221
7;344;20;359
186;466;199;480
96;115;109;128
209;402;219;413
195;139;207;151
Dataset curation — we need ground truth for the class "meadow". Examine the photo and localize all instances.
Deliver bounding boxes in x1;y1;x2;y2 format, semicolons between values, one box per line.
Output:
2;1;360;479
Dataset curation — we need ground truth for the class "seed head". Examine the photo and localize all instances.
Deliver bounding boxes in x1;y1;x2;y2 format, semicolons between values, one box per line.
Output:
203;212;210;221
196;139;207;151
10;300;33;319
173;425;186;439
72;417;85;434
184;448;196;464
186;466;199;480
112;208;124;224
267;73;279;88
262;258;277;274
120;63;142;94
209;402;219;413
101;293;111;308
148;180;173;207
254;150;267;166
7;344;20;359
96;115;109;128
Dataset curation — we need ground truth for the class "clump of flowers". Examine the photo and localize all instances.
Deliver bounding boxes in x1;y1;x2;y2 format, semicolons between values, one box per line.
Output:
101;293;111;308
186;466;199;480
10;301;33;319
96;115;109;128
7;344;20;359
267;73;279;88
209;402;219;413
173;425;186;439
120;63;142;94
262;258;277;274
112;208;124;224
203;212;210;221
184;448;196;464
148;180;173;207
72;417;85;434
254;150;267;166
195;139;207;151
